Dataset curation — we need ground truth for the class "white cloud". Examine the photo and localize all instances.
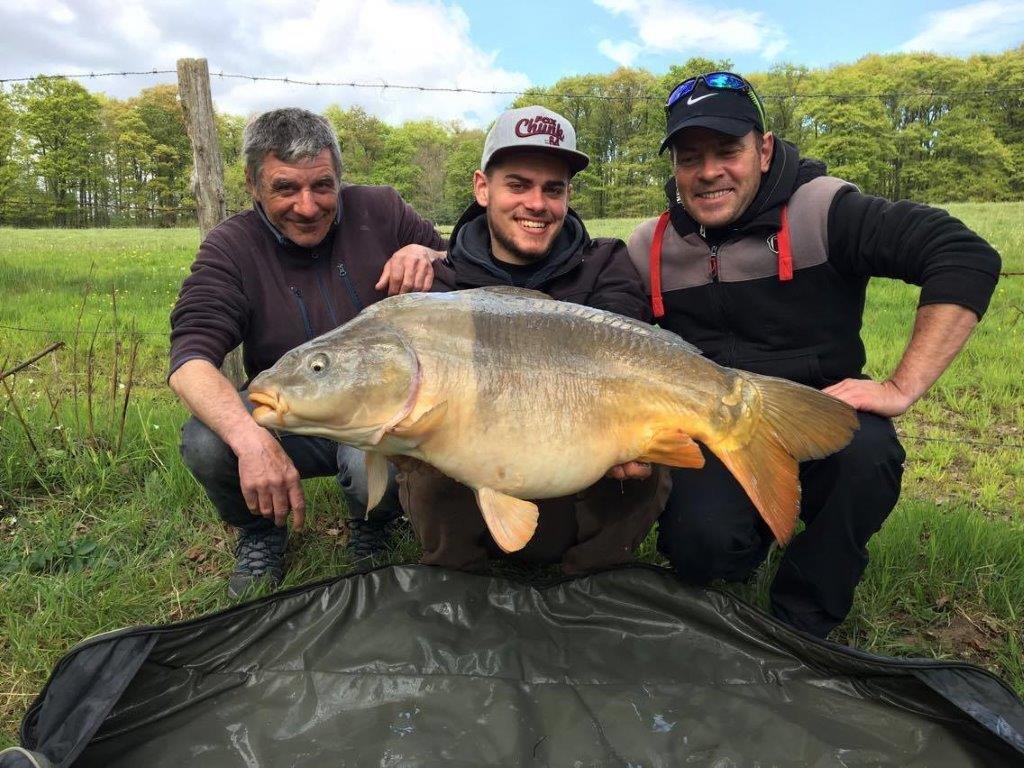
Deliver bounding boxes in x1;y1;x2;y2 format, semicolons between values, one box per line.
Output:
899;1;1024;54
0;0;531;127
47;2;76;23
593;0;788;64
598;39;643;67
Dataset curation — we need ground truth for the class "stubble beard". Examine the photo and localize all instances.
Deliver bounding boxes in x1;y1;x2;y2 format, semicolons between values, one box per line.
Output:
488;209;553;265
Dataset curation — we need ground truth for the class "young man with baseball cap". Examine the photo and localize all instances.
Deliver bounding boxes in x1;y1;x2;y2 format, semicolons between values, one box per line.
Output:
398;105;670;573
626;72;1001;638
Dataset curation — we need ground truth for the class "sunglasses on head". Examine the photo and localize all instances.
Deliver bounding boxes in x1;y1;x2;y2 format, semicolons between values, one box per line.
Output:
665;71;767;131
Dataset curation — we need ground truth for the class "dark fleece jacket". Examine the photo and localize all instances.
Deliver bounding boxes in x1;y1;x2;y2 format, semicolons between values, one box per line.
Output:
169;185;444;381
433;202;650;321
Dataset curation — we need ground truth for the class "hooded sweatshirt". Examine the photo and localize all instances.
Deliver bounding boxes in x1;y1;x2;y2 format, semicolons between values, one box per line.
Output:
433;202;650;321
628;139;1001;387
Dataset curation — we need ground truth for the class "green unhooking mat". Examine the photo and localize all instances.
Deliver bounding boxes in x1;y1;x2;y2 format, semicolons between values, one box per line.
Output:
4;565;1023;767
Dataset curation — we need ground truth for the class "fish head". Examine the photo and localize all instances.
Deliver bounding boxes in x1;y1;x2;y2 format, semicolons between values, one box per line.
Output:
248;327;418;447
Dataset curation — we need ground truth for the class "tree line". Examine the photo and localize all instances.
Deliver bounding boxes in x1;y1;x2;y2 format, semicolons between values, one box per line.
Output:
1;48;1021;228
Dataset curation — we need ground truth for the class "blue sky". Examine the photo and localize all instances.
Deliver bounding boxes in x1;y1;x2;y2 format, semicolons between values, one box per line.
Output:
467;0;1020;81
1;0;1022;126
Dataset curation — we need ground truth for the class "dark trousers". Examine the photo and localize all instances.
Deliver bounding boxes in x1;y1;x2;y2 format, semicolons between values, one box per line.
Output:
179;390;401;533
658;412;905;638
399;460;671;574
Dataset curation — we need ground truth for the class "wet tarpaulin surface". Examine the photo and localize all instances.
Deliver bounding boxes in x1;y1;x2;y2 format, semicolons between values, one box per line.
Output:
10;565;1024;767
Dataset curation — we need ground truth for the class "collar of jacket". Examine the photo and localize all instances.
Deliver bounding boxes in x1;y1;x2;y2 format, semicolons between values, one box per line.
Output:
663;139;827;243
445;201;589;289
253;191;344;255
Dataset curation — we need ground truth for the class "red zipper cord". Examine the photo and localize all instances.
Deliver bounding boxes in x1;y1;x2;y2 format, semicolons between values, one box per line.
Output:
777;203;793;281
649;210;671;318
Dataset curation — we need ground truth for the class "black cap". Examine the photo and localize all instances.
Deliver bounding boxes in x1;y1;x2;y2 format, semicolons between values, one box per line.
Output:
660;80;764;154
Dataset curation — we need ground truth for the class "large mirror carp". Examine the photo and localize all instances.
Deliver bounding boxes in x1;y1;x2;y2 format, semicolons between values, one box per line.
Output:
249;287;857;553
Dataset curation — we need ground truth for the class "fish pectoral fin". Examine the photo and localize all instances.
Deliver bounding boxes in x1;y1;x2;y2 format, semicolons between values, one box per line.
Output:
474;487;539;553
390;401;448;438
364;451;390;518
638;429;706;469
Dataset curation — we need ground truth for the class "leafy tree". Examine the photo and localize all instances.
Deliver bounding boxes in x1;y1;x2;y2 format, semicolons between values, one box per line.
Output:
755;64;813;144
442;127;484;223
0;89;19;214
14;76;106;225
4;50;1024;226
801;66;897;196
324;105;392;185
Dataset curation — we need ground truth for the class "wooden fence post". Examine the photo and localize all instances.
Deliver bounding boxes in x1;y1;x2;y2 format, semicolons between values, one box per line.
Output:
176;57;245;387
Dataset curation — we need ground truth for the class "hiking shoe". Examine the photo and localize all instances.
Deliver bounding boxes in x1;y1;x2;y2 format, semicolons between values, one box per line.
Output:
346;516;404;560
227;525;288;598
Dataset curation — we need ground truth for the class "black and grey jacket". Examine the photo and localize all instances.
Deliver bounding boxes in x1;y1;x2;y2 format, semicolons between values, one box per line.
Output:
627;139;1001;387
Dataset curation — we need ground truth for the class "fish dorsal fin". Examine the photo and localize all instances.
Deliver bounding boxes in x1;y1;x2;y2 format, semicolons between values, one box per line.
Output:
389;401;448;438
364;451;390;517
469;286;554;301
638;428;706;469
474;487;539;553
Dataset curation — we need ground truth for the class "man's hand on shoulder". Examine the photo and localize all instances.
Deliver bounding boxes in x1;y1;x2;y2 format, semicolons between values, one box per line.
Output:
376;244;446;295
822;378;914;418
235;427;307;530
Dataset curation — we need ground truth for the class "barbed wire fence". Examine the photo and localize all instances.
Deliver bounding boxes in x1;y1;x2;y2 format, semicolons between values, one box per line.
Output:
5;68;1024;99
2;65;1024;227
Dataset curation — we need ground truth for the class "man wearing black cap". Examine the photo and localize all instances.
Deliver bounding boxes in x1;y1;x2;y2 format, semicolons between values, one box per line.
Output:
627;72;1001;639
397;105;670;573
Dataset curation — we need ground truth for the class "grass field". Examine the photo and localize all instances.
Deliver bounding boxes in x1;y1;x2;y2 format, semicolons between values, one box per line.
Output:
2;206;1023;747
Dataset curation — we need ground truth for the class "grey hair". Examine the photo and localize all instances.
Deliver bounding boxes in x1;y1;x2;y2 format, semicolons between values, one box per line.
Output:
242;108;342;186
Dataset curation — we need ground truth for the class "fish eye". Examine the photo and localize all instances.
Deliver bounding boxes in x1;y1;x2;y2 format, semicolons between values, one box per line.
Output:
309;352;329;374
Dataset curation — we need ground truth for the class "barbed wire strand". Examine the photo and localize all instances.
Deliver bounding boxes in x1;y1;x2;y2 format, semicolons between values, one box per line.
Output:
3;68;1024;102
0;323;167;337
897;433;1024;450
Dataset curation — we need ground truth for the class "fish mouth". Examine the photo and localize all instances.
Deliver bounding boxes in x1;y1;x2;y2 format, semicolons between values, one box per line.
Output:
249;390;289;425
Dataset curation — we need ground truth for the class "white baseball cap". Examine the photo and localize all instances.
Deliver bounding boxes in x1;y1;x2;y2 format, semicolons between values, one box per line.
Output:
481;105;590;175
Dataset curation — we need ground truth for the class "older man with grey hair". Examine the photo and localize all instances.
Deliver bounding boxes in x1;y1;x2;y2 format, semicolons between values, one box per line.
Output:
169;107;445;597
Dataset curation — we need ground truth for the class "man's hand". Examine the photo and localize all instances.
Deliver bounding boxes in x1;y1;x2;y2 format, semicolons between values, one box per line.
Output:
606;461;653;481
236;428;307;530
824;304;978;419
376;244;446;295
822;378;913;418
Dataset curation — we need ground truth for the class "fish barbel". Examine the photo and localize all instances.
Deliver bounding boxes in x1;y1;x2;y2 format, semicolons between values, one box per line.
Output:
248;287;858;553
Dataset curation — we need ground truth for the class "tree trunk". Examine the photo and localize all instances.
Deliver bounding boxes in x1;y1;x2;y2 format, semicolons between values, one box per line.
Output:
176;58;245;387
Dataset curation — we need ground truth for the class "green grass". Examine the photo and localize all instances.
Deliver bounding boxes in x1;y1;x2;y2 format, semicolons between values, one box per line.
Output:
2;207;1023;747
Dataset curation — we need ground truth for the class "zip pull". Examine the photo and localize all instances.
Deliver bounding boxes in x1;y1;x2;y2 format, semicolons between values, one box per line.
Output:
289;286;315;339
709;245;719;282
337;263;365;311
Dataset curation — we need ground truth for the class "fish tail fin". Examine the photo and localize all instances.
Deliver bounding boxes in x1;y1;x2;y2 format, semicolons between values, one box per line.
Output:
710;375;859;544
